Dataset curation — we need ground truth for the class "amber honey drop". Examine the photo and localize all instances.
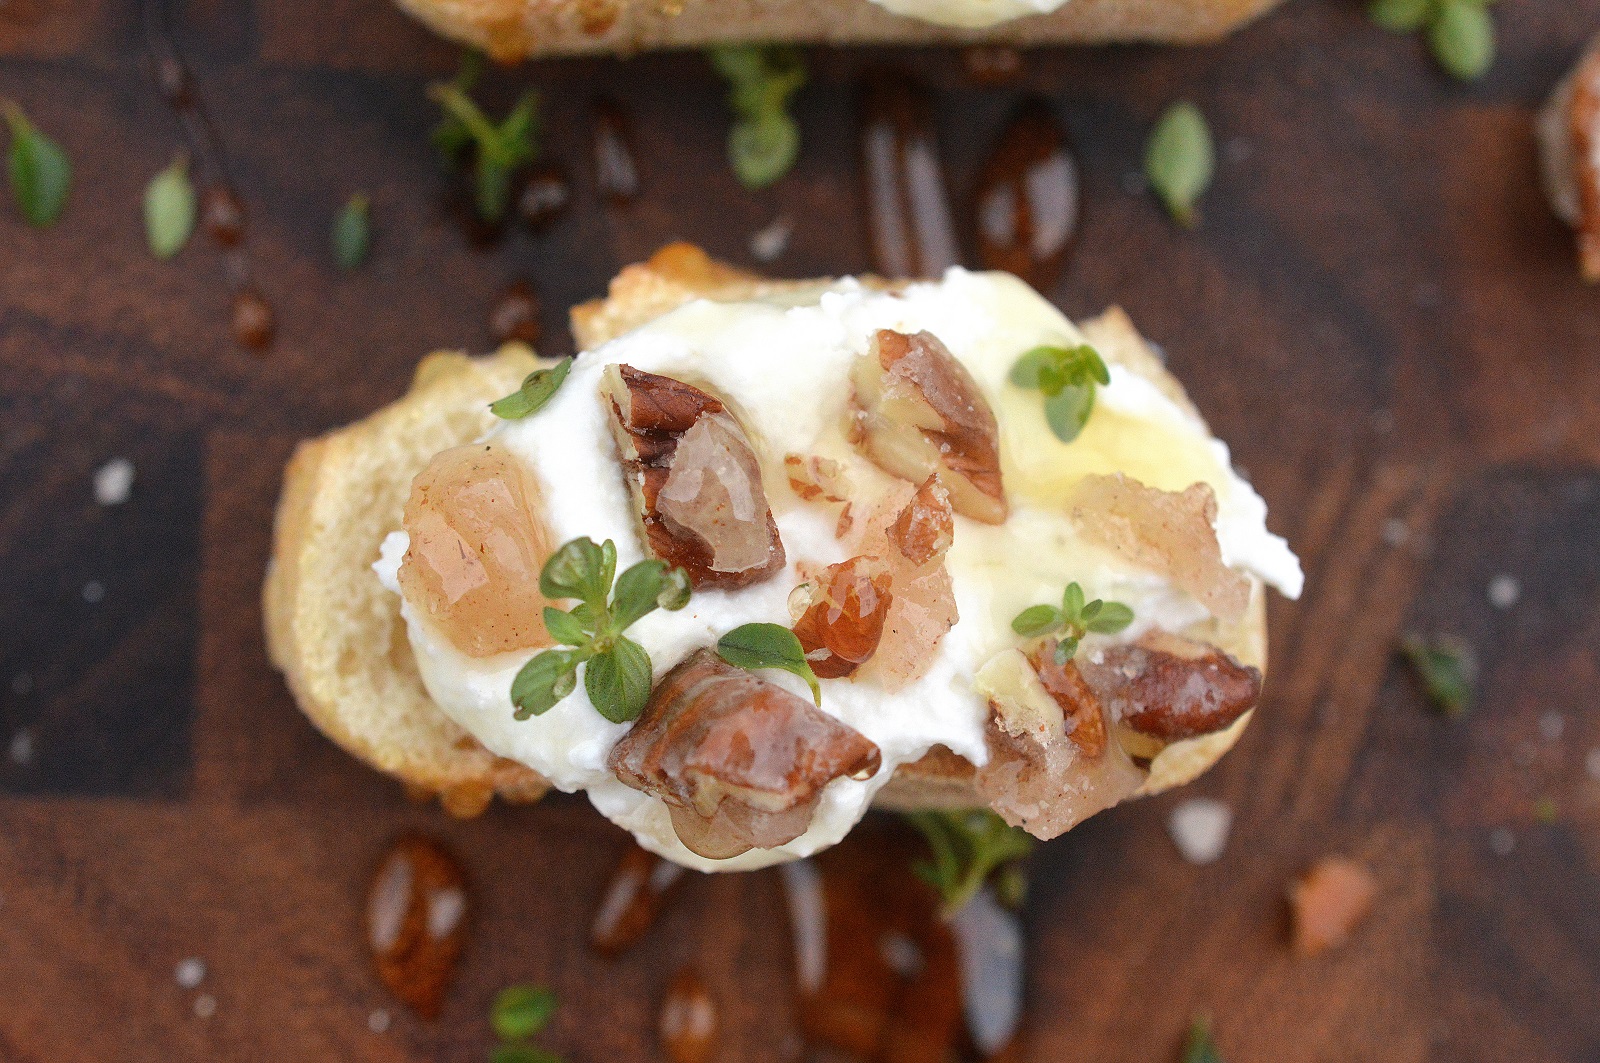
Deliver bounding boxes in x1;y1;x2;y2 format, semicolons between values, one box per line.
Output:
590;842;686;956
660;967;719;1063
231;288;274;351
201;186;247;246
972;100;1080;291
366;836;469;1019
592;99;642;205
489;280;543;347
859;77;959;280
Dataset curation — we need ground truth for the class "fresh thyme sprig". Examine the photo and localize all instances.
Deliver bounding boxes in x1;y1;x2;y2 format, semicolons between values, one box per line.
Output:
706;45;807;189
1181;1015;1225;1063
1011;581;1135;663
716;622;821;705
429;53;540;224
1009;343;1110;444
905;809;1035;918
1145;101;1215;229
1400;633;1476;717
491;358;571;419
3;99;71;227
510;538;690;724
1369;0;1496;81
489;983;564;1063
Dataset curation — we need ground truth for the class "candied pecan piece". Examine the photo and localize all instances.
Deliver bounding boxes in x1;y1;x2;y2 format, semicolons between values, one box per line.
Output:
849;329;1006;525
889;477;954;566
398;444;555;657
604;364;785;589
784;453;850;504
852;483;959;689
1079;632;1261;741
1069;473;1250;622
1541;41;1600;281
609;649;882;859
971;648;1147;840
791;556;895;679
1290;857;1377;957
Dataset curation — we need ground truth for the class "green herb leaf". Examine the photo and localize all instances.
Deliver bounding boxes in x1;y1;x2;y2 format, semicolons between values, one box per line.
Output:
716;622;821;705
1368;0;1432;32
511;648;583;720
489;1045;564;1063
1086;600;1135;634
428;81;540;224
707;45;806;189
1053;635;1080;664
657;566;693;611
143;153;196;260
1400;634;1476;717
584;636;654;724
1182;1016;1224;1063
905;809;1035;917
491;359;572;420
1428;0;1494;81
1011;604;1063;638
332;193;370;270
608;559;692;633
491;984;557;1042
542;606;593;647
539;535;609;603
1043;385;1094;443
1010;345;1108;444
1145;101;1215;229
1061;581;1086;619
3;101;70;227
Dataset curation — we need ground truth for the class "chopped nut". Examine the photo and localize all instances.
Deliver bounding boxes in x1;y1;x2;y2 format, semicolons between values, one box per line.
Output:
852;483;959;689
604;364;785;589
850;329;1007;524
888;477;954;565
1289;856;1377;957
791;555;894;679
1079;631;1261;741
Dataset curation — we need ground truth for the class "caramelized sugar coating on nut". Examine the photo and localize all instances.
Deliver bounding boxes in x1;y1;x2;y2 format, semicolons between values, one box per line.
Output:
850;329;1007;525
398;444;554;657
609;649;881;860
1080;631;1261;742
851;482;960;690
972;647;1146;840
1069;473;1250;623
791;555;895;679
604;364;785;589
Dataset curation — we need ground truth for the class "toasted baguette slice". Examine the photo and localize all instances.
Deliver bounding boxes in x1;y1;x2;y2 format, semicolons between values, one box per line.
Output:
264;348;552;817
267;244;1267;820
396;0;1283;60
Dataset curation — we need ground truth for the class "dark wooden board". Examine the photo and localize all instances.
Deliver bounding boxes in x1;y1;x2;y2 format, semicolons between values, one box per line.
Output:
3;0;1599;1059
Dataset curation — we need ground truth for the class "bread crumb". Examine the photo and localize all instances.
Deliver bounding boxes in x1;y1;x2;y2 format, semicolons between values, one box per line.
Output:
175;957;206;989
1289;856;1377;957
93;458;135;506
1487;575;1521;610
1167;797;1232;865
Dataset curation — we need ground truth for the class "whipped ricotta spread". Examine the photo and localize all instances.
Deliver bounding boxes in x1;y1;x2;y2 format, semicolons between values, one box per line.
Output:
374;268;1302;872
867;0;1068;30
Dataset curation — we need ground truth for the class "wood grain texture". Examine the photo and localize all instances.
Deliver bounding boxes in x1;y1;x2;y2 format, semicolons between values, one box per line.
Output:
2;0;1599;1060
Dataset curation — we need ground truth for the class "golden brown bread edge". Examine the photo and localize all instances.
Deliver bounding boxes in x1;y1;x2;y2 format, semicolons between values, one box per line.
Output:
394;0;1283;59
264;243;1267;821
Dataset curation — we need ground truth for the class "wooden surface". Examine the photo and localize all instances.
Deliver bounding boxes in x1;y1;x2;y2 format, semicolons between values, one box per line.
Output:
3;0;1599;1060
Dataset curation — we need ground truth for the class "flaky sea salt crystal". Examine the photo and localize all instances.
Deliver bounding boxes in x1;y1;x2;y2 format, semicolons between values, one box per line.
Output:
1168;797;1232;865
175;958;206;989
1488;575;1521;610
750;216;793;263
93;458;135;506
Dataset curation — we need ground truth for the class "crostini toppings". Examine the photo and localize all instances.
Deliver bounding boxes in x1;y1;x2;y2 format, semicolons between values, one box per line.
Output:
1070;473;1250;623
852;483;960;688
716;622;821;704
510;536;691;723
399;443;556;657
604;364;786;588
850;329;1007;524
790;555;895;679
1080;632;1261;741
888;477;953;565
1010;580;1134;662
1007;342;1110;444
1027;640;1109;756
608;649;882;859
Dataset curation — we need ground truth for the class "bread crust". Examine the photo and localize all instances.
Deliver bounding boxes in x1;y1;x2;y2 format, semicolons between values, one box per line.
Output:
394;0;1283;59
266;245;1268;824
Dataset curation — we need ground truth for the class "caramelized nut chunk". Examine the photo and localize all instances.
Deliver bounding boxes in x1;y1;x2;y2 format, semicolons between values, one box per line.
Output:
972;648;1146;840
608;649;882;859
889;477;954;566
1570;47;1600;281
1080;632;1261;741
1290;856;1377;957
1069;473;1250;622
853;484;959;689
604;364;785;589
785;453;850;503
398;444;554;657
850;329;1006;524
791;556;894;679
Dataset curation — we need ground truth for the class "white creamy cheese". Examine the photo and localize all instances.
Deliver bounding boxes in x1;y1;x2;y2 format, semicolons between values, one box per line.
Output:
866;0;1069;30
374;268;1302;872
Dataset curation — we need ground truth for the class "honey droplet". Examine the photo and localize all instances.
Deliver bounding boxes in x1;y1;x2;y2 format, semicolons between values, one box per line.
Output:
859;77;959;280
366;836;470;1019
489;280;543;347
591;842;686;955
201;186;247;246
231;288;274;351
961;46;1024;87
518;163;572;231
972;100;1080;291
659;967;719;1063
593;100;642;206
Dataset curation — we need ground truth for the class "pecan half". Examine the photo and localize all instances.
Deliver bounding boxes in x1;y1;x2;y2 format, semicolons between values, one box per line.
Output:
1079;632;1261;742
609;649;882;859
1069;473;1250;623
849;329;1006;525
791;555;894;679
604;365;785;589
